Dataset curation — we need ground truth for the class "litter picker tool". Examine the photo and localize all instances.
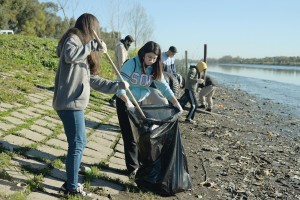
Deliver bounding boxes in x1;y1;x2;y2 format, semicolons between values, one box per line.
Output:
92;30;146;118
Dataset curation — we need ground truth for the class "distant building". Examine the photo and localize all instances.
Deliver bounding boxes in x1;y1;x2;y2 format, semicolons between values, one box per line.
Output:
0;30;14;34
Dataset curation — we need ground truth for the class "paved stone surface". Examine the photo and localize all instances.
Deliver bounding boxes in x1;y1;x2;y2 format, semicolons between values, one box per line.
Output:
1;134;34;147
17;128;47;142
3;116;25;125
0;121;15;131
11;156;48;170
0;88;130;199
19;108;41;117
0;102;14;109
30;124;53;136
11;111;32;120
46;138;68;151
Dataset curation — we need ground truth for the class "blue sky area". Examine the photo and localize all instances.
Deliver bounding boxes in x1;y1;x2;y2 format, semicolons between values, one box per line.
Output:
39;0;300;59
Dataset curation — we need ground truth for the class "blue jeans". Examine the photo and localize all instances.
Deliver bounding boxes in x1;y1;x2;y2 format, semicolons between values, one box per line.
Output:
57;110;86;191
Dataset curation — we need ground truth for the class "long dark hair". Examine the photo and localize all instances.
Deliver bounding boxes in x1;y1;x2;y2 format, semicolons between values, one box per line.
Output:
138;41;163;80
57;13;101;75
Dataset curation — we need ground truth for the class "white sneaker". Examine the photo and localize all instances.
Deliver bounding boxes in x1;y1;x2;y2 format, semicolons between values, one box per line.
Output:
62;182;92;198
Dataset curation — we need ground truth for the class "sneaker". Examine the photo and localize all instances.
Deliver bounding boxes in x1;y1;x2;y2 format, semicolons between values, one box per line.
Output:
108;99;116;107
129;168;139;180
60;182;91;198
198;105;206;109
206;108;212;112
185;118;196;124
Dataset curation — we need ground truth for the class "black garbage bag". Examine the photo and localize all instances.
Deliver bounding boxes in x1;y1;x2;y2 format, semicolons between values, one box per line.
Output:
127;105;192;196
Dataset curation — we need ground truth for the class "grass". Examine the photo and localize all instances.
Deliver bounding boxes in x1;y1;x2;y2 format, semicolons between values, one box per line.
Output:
0;34;117;104
0;192;27;200
0;34;161;199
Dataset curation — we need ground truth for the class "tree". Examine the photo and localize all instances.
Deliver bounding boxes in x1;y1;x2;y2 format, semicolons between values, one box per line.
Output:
125;3;154;48
42;2;60;37
15;0;46;36
107;0;126;41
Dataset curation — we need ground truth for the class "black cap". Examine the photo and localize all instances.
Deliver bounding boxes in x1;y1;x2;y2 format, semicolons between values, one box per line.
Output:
125;35;134;42
169;46;177;53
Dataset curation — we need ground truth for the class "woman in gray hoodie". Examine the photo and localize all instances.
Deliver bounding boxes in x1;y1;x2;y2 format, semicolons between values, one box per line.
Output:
52;13;127;197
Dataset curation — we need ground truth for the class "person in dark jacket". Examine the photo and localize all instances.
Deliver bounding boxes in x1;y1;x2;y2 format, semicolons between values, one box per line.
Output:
178;61;207;124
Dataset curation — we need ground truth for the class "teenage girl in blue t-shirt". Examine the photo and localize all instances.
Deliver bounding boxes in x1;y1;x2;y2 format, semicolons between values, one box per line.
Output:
115;41;183;176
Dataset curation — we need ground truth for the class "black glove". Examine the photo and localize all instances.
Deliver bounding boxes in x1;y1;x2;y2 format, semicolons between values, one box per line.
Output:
90;39;100;51
198;82;205;88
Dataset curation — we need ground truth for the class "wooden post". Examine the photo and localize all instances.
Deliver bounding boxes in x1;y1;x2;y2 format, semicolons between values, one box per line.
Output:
203;44;207;63
203;44;207;81
185;50;188;74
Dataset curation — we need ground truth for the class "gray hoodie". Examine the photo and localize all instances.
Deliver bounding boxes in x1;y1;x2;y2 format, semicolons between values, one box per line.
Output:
53;34;120;110
185;66;199;93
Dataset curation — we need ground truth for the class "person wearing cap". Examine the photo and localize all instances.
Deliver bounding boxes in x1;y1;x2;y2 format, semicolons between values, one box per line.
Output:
109;35;135;107
162;46;177;74
178;61;207;124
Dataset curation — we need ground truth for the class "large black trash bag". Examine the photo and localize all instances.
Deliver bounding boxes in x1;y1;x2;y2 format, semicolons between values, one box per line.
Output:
127;105;192;196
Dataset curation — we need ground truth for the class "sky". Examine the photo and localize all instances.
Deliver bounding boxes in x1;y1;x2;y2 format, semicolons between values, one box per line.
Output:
39;0;300;60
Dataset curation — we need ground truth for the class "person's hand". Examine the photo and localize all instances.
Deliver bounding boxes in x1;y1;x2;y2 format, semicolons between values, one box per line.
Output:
90;39;107;53
98;40;107;53
118;81;130;90
123;81;130;90
197;79;205;84
173;101;183;115
91;39;100;51
125;101;134;109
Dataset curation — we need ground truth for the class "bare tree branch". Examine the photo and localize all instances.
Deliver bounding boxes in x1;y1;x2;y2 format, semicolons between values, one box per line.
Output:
125;3;154;48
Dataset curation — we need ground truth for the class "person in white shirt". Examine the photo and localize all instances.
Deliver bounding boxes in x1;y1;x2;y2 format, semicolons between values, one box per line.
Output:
162;46;177;74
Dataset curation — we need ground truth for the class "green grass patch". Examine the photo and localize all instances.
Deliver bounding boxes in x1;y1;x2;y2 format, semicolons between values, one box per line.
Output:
1;191;27;200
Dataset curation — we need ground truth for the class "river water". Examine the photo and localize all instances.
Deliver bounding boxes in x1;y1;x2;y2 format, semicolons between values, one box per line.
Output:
203;64;300;117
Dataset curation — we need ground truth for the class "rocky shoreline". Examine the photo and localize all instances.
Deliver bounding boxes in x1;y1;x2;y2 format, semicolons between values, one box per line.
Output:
112;84;300;199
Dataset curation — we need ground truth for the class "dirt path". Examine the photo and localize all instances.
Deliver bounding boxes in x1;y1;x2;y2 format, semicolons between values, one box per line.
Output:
112;85;300;199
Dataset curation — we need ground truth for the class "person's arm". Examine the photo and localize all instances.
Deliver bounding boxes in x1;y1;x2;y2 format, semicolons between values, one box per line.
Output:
153;73;174;100
153;75;183;113
63;35;96;64
171;57;176;73
119;93;134;107
167;94;183;113
90;75;120;94
172;65;176;73
115;58;135;98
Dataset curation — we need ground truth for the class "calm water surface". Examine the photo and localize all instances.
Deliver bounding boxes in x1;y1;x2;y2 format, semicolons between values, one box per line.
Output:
209;64;300;86
200;64;300;116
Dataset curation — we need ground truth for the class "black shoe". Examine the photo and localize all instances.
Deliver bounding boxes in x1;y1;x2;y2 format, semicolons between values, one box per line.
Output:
185;118;196;124
108;99;116;107
206;108;212;112
198;105;206;109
